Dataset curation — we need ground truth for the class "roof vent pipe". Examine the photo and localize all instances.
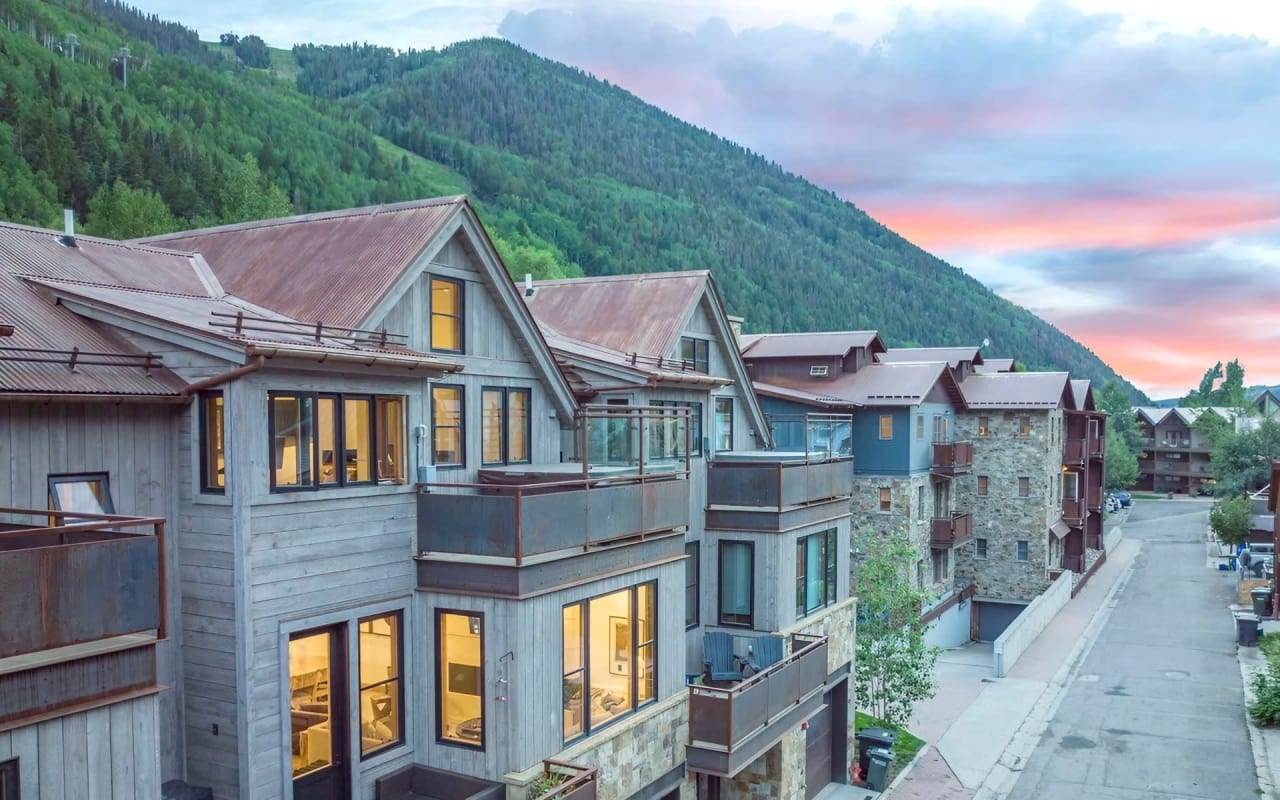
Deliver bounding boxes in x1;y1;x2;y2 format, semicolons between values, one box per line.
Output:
524;273;535;298
58;209;77;248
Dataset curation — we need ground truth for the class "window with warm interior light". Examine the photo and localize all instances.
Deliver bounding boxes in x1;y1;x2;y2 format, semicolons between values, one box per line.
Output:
879;486;891;512
978;416;990;436
481;387;531;466
289;628;336;777
879;415;893;440
200;390;225;492
437;611;484;748
562;583;656;742
796;528;837;618
1018;415;1031;436
270;392;406;490
359;613;403;757
432;385;464;467
430;277;464;352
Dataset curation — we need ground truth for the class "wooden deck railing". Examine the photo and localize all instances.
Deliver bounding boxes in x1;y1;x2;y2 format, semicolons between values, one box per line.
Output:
930;511;973;548
931;441;973;475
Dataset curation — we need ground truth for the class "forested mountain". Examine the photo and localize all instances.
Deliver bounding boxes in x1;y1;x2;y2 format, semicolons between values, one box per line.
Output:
0;0;1142;397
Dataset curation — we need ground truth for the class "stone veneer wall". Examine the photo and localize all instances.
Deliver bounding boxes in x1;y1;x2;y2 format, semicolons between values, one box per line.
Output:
720;599;861;798
951;409;1063;600
506;693;690;800
850;474;953;599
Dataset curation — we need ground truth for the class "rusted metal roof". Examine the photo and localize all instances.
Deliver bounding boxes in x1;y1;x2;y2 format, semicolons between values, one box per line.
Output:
960;372;1070;408
878;346;984;368
739;331;886;360
756;361;962;408
139;197;467;329
527;271;709;361
976;357;1017;373
0;224;194;396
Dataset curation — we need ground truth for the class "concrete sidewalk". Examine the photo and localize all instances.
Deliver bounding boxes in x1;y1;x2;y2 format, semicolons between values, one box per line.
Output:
885;529;1141;799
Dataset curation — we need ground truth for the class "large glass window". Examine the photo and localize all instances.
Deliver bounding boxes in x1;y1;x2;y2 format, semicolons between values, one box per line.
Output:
714;398;733;452
685;543;700;628
358;613;402;757
437;611;484;748
561;583;657;742
430;277;464;352
482;387;532;465
48;472;114;525
719;541;754;627
200;391;225;493
653;400;702;456
796;529;837;618
432;385;464;467
680;337;709;373
271;392;404;490
289;628;336;777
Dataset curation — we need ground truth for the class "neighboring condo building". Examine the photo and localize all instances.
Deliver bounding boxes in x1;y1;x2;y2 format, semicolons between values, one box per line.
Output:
1132;406;1228;496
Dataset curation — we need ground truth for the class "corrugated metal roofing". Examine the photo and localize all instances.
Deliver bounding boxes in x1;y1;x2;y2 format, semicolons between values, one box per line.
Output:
960;372;1070;408
527;271;708;361
140;197;467;329
878;347;983;368
739;331;885;360
0;225;195;396
756;361;956;407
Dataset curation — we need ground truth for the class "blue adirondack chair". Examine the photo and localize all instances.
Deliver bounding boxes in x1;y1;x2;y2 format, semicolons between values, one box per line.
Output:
740;635;784;677
703;631;743;682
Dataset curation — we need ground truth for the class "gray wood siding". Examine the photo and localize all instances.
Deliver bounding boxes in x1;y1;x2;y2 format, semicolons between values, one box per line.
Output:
0;695;160;800
0;401;184;783
417;560;685;781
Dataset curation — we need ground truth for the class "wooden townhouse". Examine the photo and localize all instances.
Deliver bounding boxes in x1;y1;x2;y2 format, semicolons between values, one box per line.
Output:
740;334;975;648
1132;406;1222;495
524;273;859;800
2;199;864;800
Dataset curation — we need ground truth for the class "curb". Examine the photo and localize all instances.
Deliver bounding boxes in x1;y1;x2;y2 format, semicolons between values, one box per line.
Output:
972;537;1140;800
878;742;930;798
1239;642;1279;798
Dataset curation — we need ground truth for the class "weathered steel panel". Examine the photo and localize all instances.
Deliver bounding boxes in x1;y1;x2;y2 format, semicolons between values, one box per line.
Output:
0;643;156;725
418;492;518;558
0;535;159;659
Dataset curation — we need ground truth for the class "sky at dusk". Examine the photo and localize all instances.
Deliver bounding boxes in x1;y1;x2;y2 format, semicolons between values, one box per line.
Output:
134;0;1280;399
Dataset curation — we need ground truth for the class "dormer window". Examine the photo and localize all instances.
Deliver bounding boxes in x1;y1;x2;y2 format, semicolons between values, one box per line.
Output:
680;337;709;373
809;365;829;377
430;276;464;353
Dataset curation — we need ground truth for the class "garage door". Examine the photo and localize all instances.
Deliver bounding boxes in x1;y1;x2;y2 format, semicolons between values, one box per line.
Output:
976;601;1027;642
805;701;832;800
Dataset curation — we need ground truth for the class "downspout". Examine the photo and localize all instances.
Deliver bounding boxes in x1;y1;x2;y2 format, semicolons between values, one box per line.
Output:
179;355;265;397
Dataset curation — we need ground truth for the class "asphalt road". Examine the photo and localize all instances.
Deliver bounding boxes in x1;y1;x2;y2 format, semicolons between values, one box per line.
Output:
1006;498;1257;800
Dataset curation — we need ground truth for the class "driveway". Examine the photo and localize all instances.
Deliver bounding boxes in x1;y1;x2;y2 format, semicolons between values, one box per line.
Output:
1005;498;1254;799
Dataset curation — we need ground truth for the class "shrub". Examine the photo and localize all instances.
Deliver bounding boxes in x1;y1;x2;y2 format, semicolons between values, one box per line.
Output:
1249;660;1280;726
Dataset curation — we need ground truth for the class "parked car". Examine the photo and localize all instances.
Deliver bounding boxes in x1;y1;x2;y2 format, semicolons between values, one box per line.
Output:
1105;496;1120;513
1110;490;1132;508
1241;542;1275;578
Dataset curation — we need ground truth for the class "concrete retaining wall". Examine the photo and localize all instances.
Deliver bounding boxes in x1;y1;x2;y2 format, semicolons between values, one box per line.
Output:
992;572;1072;677
1104;522;1122;554
924;590;972;649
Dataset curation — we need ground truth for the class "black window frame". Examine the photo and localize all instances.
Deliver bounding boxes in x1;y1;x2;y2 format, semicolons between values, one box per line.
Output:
718;540;755;627
561;582;658;743
795;528;838;619
977;475;989;496
47;472;114;526
974;537;988;560
1018;415;1031;436
713;397;734;452
435;609;486;750
199;390;226;494
653;400;703;456
480;386;532;466
429;275;465;354
269;391;403;492
1016;540;1030;561
358;610;405;759
431;384;466;469
1017;476;1030;497
0;757;18;800
685;542;700;629
680;336;709;373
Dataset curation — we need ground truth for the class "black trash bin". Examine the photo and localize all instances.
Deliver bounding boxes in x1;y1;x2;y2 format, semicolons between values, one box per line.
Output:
855;727;899;782
1238;612;1260;647
1253;588;1272;617
865;747;896;791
